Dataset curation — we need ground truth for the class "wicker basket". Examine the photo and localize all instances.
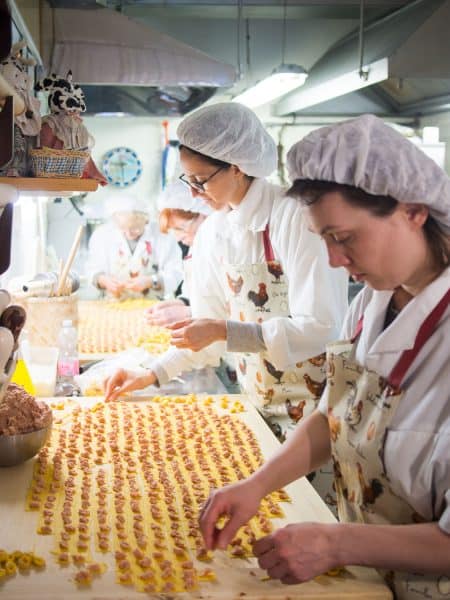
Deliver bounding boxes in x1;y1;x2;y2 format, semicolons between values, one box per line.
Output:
30;147;89;178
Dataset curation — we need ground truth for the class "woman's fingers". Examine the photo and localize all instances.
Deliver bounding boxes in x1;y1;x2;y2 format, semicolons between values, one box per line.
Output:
214;512;247;550
253;535;275;559
104;369;142;402
104;369;126;400
166;318;193;331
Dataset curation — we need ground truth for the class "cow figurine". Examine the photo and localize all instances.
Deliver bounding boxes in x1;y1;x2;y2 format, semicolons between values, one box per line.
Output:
35;71;107;184
0;41;41;176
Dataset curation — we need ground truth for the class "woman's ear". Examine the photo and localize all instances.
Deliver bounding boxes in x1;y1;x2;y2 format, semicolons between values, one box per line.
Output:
403;203;429;229
230;165;244;178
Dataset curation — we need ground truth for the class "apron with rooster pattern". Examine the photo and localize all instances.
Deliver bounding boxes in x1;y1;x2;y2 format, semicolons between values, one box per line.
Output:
326;288;450;599
223;223;336;509
111;237;162;300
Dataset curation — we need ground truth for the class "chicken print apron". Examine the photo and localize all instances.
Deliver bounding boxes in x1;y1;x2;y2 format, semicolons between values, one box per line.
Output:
223;224;336;508
326;288;450;599
111;239;161;300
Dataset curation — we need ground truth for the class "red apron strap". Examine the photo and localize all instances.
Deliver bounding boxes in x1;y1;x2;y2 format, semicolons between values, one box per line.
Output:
388;287;450;389
262;223;275;262
351;315;364;343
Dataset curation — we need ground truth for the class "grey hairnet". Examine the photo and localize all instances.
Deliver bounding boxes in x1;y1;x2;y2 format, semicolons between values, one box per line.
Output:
287;114;450;233
177;102;277;178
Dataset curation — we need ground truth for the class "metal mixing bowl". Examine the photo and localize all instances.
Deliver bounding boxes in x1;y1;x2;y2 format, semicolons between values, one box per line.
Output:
0;420;52;467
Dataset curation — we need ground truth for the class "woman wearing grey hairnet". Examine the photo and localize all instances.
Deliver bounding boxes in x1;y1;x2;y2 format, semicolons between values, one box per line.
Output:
104;102;348;499
198;114;450;599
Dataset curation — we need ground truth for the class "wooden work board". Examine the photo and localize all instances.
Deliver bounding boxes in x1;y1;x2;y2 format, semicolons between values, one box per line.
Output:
0;395;392;599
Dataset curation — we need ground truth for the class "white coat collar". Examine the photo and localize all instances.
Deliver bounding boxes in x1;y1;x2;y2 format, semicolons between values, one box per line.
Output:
225;178;273;233
111;223;153;258
362;265;450;357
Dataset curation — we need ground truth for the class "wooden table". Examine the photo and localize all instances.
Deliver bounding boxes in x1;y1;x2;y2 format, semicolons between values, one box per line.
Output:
0;395;392;599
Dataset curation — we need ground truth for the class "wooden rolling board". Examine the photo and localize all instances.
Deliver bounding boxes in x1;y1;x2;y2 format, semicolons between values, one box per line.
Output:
0;395;392;599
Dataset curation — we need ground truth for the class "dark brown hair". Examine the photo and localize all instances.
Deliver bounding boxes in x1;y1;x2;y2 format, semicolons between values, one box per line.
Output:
179;144;254;180
179;145;231;169
288;179;450;269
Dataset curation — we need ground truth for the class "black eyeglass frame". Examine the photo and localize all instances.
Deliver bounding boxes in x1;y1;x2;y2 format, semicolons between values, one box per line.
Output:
179;166;225;192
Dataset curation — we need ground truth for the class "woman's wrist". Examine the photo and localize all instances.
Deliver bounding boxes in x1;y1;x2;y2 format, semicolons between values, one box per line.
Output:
213;319;227;341
138;371;157;388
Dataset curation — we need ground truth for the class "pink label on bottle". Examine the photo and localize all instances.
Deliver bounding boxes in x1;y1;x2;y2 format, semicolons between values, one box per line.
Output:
58;358;79;377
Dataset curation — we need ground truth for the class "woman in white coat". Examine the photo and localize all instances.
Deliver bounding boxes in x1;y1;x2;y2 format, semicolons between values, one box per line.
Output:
199;115;450;600
105;103;348;444
86;193;183;300
144;180;211;327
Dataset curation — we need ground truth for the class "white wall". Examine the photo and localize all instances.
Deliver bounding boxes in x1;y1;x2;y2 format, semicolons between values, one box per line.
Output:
420;112;450;175
84;115;171;217
46;115;183;279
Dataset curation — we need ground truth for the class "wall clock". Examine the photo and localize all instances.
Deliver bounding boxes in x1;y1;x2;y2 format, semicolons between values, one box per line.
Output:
102;147;143;188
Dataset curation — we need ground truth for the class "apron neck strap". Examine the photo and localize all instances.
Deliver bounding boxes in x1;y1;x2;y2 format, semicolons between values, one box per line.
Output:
351;315;364;343
262;223;275;262
388;287;450;389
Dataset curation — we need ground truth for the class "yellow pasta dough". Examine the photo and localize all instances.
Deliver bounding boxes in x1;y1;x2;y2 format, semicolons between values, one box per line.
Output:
26;396;290;593
78;300;170;355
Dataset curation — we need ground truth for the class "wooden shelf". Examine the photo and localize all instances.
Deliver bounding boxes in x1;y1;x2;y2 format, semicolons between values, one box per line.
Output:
0;176;98;196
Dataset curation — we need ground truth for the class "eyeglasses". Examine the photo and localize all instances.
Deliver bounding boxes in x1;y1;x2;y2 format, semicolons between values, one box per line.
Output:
179;166;225;192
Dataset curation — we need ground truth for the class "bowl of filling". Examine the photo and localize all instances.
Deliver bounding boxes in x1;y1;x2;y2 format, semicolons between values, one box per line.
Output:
0;384;52;467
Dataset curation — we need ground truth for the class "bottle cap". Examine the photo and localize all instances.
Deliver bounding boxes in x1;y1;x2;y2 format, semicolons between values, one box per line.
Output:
62;319;73;327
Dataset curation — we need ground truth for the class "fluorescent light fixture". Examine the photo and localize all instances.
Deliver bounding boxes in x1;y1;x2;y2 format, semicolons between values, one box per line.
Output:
233;64;308;108
275;57;389;115
94;112;128;118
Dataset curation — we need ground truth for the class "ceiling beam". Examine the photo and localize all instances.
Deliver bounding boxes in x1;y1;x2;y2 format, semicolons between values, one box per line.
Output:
124;3;408;20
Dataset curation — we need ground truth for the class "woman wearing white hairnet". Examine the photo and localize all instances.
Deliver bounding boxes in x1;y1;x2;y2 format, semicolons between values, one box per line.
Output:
86;193;183;300
144;180;211;326
198;114;450;599
105;103;347;446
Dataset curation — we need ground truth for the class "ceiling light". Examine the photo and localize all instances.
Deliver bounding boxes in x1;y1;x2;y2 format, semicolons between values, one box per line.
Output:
233;64;308;108
275;57;388;115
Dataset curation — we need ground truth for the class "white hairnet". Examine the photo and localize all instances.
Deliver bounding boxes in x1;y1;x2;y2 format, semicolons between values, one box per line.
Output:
157;181;211;216
287;114;450;232
177;102;277;178
105;193;149;218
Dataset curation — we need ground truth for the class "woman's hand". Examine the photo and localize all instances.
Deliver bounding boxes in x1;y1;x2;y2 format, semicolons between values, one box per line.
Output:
199;479;264;550
253;523;338;584
103;369;156;401
168;318;226;351
145;301;191;327
124;276;152;293
97;274;125;297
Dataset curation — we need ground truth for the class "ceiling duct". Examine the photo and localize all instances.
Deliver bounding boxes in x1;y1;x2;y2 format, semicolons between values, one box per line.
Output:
41;5;236;115
275;0;450;117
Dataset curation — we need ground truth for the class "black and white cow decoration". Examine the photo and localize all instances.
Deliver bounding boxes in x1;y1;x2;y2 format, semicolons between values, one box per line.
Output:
34;70;107;184
0;40;41;176
35;70;86;114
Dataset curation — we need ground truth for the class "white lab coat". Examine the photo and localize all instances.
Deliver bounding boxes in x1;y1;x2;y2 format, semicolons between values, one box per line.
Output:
86;222;183;299
319;265;450;533
151;178;348;383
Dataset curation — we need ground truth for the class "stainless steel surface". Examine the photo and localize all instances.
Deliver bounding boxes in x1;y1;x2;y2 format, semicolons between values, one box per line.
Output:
0;421;52;467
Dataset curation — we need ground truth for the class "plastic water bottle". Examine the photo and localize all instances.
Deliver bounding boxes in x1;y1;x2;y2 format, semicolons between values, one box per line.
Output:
56;319;79;396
